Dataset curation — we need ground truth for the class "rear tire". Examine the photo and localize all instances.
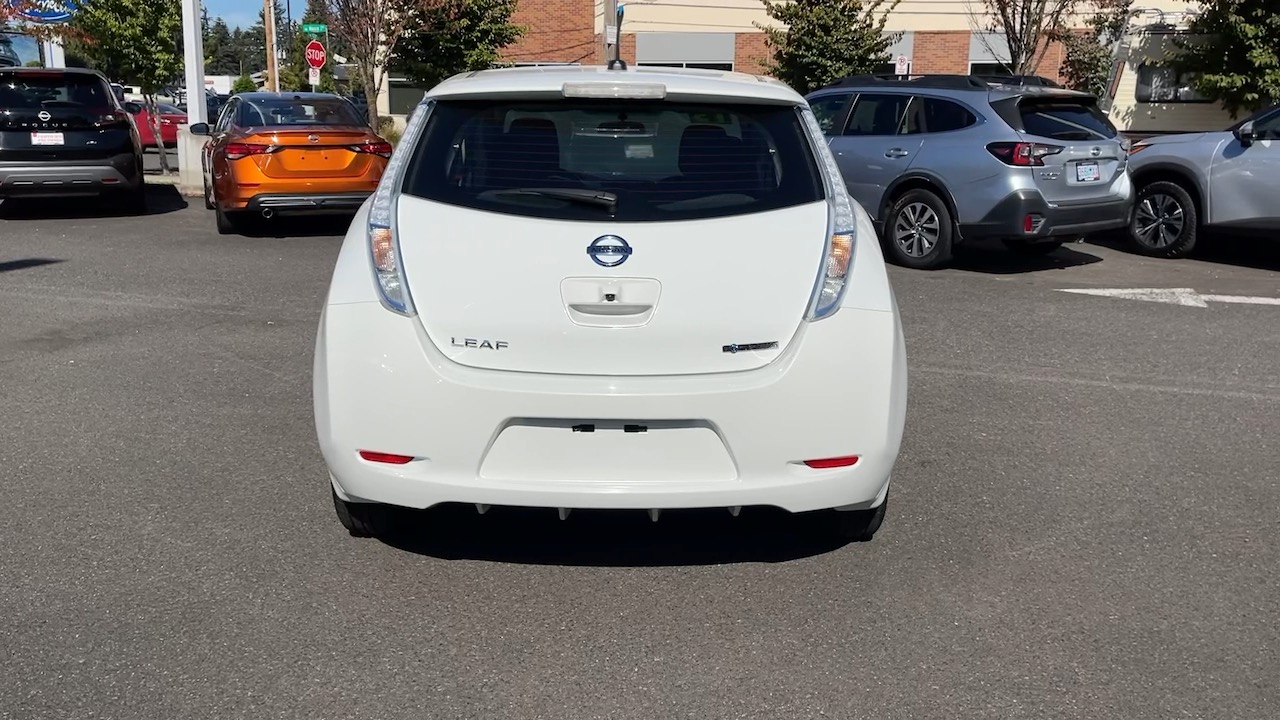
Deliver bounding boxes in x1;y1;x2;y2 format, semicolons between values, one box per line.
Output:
214;199;250;235
1128;180;1198;258
1003;238;1064;256
332;486;396;538
821;496;888;543
882;189;954;270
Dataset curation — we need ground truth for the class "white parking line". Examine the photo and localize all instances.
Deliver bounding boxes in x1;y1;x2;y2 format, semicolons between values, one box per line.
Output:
1057;287;1280;308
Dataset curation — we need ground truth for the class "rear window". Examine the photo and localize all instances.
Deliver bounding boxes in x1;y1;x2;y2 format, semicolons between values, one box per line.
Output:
0;72;113;110
1018;99;1117;140
401;99;825;222
238;97;366;127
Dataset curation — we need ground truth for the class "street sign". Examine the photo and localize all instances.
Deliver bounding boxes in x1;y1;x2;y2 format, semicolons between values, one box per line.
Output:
305;40;326;69
894;55;910;75
308;67;321;87
301;22;327;34
606;24;617;45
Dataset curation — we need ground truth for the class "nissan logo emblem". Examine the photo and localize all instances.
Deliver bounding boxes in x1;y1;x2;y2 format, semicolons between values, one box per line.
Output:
308;134;320;143
37;110;51;121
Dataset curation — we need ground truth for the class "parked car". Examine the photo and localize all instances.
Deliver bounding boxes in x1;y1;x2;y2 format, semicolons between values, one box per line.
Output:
0;67;146;212
124;101;187;148
806;74;1132;269
189;91;393;234
312;65;908;542
1125;103;1280;257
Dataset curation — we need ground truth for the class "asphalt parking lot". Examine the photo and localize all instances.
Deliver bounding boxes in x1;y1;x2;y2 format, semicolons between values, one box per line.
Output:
2;186;1277;719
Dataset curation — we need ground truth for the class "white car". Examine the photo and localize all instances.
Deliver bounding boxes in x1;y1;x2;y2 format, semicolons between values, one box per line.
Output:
313;65;908;542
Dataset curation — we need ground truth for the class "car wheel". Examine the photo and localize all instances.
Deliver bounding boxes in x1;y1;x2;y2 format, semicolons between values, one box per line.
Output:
883;189;954;270
1129;180;1198;258
821;496;888;543
332;486;396;538
1003;238;1064;256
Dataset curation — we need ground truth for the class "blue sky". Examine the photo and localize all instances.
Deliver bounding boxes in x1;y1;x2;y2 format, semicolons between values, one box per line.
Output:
206;0;308;32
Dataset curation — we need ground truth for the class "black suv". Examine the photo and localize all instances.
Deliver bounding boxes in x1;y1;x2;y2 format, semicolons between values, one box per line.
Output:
0;67;146;211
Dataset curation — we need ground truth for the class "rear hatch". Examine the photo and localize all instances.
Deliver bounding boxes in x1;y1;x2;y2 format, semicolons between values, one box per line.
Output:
395;94;830;376
0;70;132;161
997;92;1126;203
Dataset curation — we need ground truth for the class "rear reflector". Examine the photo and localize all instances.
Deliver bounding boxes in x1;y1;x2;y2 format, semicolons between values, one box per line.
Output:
803;455;860;469
358;450;414;464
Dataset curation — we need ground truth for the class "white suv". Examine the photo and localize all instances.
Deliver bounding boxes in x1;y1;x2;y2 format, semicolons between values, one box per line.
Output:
313;65;909;542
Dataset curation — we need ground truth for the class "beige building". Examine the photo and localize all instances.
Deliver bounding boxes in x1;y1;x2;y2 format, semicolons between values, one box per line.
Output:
379;0;1241;135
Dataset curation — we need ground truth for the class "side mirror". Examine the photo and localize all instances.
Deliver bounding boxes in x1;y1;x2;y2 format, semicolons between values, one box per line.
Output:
188;122;211;135
1234;120;1256;146
124;102;143;114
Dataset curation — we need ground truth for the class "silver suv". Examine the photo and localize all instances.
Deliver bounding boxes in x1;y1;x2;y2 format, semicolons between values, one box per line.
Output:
1125;103;1280;257
806;75;1133;269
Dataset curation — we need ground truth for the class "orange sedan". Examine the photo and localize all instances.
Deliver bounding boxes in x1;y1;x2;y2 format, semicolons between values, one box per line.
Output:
191;92;392;234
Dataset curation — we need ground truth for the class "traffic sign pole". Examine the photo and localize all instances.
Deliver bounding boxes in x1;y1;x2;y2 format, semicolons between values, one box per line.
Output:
305;39;326;90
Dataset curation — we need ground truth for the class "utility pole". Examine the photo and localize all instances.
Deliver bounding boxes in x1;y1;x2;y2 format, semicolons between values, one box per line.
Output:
604;0;618;63
264;0;279;91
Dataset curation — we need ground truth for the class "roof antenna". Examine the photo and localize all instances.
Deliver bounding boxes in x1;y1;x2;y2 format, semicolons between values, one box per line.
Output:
607;3;627;70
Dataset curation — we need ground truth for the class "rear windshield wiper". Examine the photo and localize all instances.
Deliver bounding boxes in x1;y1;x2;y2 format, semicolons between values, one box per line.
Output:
488;187;618;212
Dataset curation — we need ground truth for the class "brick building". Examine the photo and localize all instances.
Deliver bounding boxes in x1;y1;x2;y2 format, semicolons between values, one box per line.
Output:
496;0;1066;79
382;0;1234;134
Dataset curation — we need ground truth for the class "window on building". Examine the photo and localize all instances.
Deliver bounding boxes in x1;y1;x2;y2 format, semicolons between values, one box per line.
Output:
969;62;1012;76
1135;65;1208;103
875;63;910;77
636;62;734;72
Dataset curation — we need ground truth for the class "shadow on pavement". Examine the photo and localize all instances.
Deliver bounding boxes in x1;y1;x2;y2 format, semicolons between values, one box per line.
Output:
947;239;1104;274
376;504;853;566
0;185;188;220
0;258;64;273
225;212;359;239
1091;230;1280;273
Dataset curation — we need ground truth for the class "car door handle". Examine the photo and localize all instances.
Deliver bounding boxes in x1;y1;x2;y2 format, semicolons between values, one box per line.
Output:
885;148;910;158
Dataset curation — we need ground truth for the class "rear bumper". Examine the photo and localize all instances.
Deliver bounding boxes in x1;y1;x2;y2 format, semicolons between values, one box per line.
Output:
961;188;1132;241
314;302;908;515
243;191;372;214
0;153;142;197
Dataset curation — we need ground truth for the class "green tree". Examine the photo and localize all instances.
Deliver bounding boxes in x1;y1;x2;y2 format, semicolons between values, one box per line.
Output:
232;74;258;93
205;18;239;75
72;0;182;173
970;0;1080;76
1057;0;1131;96
393;0;524;90
755;0;902;95
1172;0;1280;118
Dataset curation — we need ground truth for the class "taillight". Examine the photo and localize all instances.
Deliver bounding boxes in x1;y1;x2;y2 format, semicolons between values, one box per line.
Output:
352;140;393;158
367;100;435;315
225;142;271;160
799;106;858;321
1128;141;1150;156
986;141;1063;166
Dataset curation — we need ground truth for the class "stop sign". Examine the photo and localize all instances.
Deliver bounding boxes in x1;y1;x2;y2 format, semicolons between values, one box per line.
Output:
305;40;326;69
